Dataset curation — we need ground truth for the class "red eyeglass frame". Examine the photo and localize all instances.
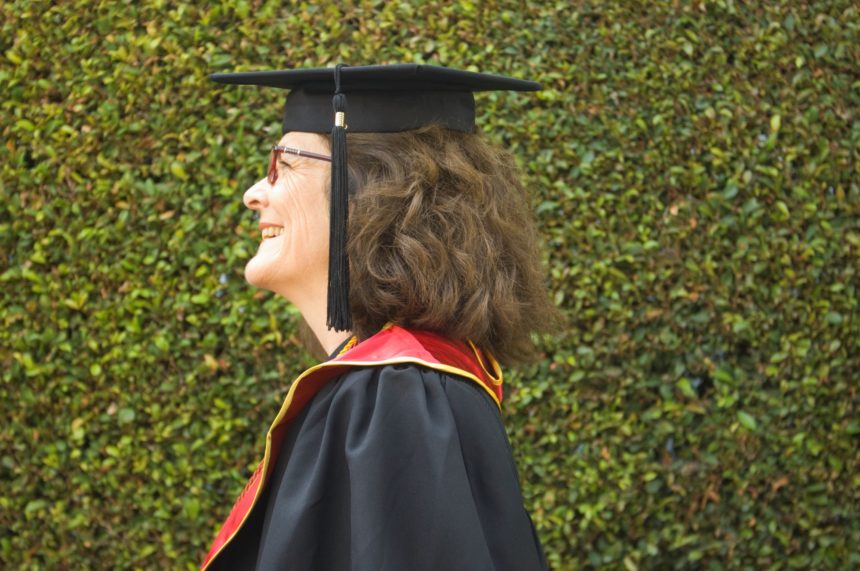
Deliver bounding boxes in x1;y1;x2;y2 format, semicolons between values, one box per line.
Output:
267;145;332;185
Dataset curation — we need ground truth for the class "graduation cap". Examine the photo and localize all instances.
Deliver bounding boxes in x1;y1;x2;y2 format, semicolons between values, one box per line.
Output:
209;63;542;333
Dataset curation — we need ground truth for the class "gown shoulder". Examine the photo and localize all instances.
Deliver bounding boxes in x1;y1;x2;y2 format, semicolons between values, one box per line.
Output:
210;362;549;571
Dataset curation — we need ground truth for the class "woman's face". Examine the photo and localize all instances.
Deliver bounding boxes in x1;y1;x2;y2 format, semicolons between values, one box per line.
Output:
242;131;331;298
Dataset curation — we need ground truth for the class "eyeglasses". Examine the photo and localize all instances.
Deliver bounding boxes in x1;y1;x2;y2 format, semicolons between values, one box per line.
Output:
267;145;332;185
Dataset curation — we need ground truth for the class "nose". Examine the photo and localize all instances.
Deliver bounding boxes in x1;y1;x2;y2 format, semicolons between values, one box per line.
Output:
243;177;269;211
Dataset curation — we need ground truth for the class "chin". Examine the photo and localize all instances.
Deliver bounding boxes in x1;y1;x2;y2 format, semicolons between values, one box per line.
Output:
244;255;285;291
243;245;324;300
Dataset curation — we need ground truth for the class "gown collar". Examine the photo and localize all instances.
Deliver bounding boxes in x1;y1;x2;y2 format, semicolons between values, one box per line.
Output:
327;335;356;360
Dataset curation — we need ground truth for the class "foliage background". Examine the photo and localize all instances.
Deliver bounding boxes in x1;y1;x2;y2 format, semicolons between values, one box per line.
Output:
2;0;858;569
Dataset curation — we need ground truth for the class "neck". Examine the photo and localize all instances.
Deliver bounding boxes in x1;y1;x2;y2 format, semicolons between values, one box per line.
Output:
270;270;353;357
289;292;352;358
307;312;353;357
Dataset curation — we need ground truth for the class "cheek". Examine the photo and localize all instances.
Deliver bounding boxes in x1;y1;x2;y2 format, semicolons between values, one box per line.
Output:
276;178;330;262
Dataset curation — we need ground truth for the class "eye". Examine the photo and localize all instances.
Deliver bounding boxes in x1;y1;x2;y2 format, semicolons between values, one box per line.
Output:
278;159;292;170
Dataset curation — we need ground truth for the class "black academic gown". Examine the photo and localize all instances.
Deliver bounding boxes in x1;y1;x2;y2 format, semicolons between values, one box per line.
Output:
208;341;549;571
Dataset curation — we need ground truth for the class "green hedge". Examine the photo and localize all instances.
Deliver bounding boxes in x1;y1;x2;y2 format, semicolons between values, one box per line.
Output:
2;1;858;569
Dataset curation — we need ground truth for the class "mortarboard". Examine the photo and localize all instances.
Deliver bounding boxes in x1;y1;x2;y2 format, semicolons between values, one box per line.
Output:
209;63;542;333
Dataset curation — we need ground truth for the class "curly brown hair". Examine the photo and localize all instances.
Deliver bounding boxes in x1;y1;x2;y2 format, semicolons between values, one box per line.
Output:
318;124;560;366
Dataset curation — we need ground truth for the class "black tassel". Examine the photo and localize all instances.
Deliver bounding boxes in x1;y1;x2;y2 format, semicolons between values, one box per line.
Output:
327;65;352;332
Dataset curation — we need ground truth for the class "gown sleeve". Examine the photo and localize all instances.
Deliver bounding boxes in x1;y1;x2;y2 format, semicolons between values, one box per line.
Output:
210;363;549;571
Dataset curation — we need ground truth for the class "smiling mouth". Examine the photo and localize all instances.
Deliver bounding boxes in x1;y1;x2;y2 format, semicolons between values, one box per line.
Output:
261;227;285;240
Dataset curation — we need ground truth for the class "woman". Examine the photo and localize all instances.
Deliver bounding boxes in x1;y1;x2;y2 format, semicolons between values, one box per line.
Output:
201;64;560;571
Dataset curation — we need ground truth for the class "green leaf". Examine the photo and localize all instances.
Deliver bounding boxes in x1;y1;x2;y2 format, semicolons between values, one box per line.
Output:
118;408;136;425
677;377;697;399
183;498;200;520
722;181;739;200
25;500;48;516
737;411;758;431
713;368;734;385
770;114;781;133
170;161;189;181
825;312;843;325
